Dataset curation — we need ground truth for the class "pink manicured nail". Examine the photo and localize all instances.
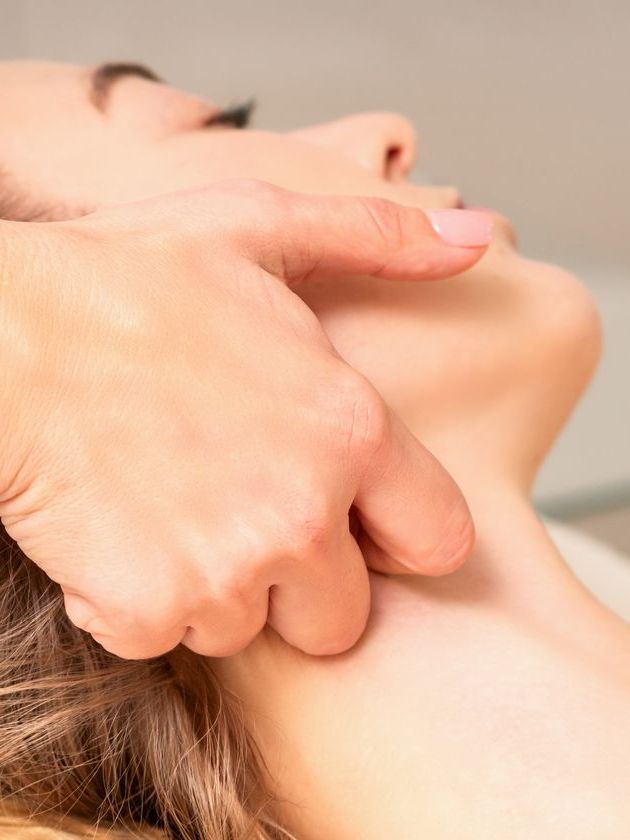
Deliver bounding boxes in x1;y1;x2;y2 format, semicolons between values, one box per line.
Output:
426;209;493;247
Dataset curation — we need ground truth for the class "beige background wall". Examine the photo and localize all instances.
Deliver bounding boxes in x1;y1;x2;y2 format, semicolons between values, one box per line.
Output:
1;0;629;513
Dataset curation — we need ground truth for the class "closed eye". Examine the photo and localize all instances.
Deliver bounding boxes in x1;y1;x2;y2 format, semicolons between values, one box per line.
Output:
203;99;256;129
89;61;255;129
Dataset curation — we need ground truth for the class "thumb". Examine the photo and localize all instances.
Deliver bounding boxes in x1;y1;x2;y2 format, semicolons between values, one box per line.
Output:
225;180;493;284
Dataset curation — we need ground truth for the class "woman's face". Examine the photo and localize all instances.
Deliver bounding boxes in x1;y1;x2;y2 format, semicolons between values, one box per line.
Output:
0;60;601;495
0;60;458;213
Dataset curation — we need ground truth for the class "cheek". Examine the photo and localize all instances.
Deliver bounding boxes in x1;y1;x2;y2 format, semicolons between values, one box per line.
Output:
91;132;355;206
89;130;460;211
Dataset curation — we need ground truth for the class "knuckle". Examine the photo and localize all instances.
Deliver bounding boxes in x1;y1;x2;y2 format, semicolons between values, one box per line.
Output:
185;626;259;658
282;491;335;554
337;373;389;456
206;180;293;274
207;551;266;604
93;636;159;661
214;179;290;228
157;180;290;249
95;585;183;635
215;177;282;203
63;591;102;634
302;614;368;656
359;196;405;253
136;586;179;622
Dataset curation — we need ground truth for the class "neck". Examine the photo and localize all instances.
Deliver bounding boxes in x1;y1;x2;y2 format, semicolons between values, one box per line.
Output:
424;478;629;670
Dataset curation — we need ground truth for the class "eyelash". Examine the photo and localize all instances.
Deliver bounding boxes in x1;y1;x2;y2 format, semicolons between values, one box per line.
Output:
204;99;256;129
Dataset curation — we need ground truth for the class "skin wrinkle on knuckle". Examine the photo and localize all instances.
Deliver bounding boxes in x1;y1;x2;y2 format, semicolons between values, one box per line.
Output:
285;497;334;555
340;378;389;471
218;177;281;205
206;549;268;605
208;571;250;606
360;196;406;257
240;188;297;277
238;179;290;228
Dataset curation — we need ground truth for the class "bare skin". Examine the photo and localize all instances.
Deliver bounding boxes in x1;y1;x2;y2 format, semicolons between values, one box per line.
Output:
213;259;630;838
0;62;495;660
1;60;628;837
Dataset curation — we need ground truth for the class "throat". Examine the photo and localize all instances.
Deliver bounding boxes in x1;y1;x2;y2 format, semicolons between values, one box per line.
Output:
389;483;629;670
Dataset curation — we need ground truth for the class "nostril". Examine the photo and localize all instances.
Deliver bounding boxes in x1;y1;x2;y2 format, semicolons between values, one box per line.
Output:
384;145;404;180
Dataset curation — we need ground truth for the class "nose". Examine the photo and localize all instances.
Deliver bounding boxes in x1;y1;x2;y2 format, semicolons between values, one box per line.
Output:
291;112;418;181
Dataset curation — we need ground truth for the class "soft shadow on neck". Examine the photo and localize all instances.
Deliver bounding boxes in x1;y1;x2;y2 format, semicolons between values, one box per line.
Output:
375;482;629;672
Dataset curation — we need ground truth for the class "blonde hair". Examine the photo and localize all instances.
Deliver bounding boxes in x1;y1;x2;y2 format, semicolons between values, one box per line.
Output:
0;530;296;839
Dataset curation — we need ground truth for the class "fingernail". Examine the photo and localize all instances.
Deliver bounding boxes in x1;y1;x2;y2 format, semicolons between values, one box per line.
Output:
426;209;493;247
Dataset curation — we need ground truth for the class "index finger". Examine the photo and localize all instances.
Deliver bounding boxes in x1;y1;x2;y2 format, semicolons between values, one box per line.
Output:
205;180;493;284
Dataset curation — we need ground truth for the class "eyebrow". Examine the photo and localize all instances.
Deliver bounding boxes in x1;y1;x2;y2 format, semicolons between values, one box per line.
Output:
89;62;164;111
88;61;255;129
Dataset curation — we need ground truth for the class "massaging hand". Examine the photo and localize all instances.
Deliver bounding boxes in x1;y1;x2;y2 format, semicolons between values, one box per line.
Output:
0;180;491;660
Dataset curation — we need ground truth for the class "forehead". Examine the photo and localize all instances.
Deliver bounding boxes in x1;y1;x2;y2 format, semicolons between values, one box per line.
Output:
0;60;118;211
0;60;88;99
0;61;102;154
0;61;93;133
